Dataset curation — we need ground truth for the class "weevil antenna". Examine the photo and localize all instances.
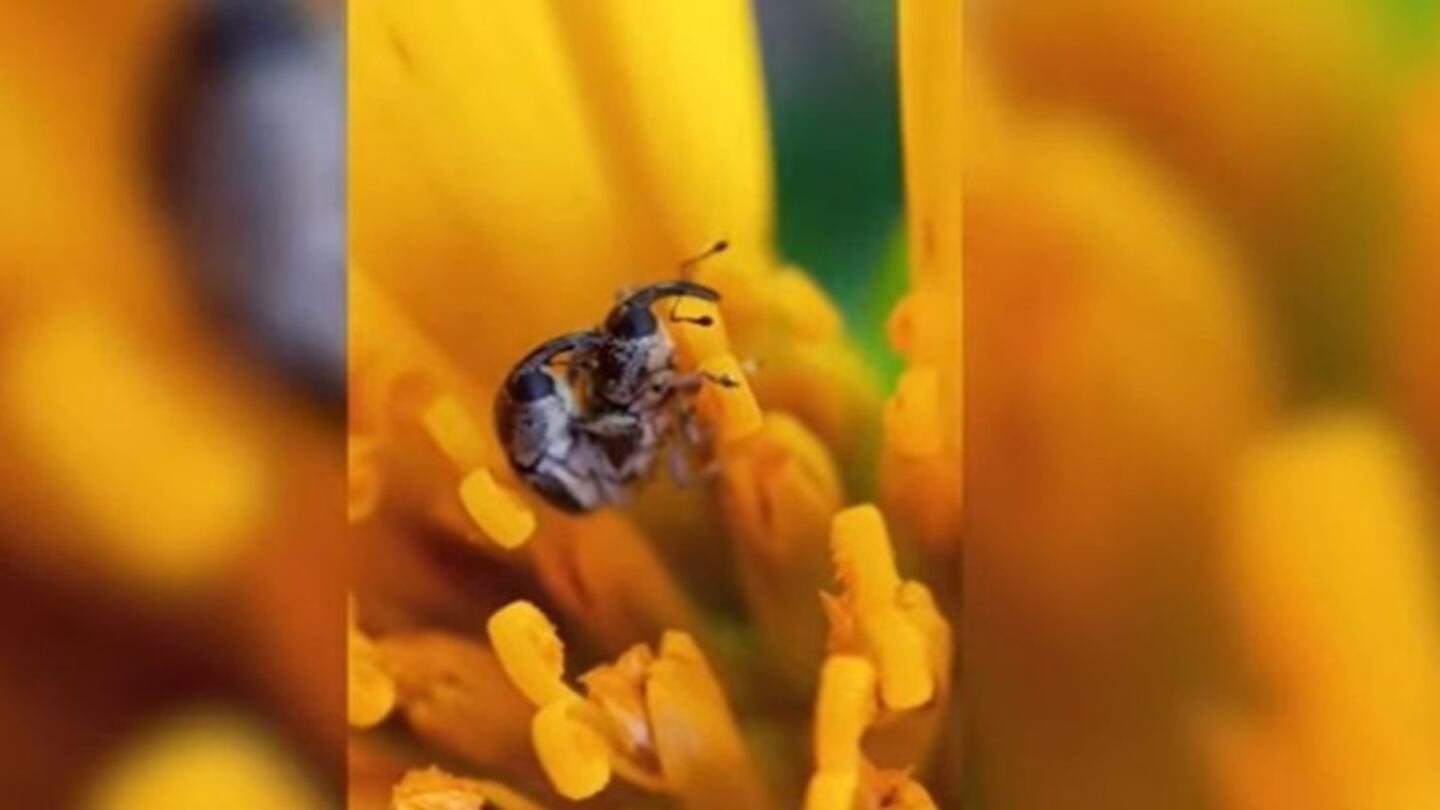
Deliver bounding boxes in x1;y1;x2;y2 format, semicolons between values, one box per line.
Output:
678;239;728;279
515;330;598;373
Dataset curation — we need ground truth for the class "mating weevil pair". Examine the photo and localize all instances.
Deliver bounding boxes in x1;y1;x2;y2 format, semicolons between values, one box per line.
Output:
494;241;739;513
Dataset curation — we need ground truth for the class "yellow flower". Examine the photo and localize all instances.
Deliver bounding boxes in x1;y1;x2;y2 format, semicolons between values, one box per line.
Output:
1202;414;1440;810
0;0;295;597
351;0;959;804
488;600;770;809
82;711;327;810
977;0;1387;257
962;69;1273;809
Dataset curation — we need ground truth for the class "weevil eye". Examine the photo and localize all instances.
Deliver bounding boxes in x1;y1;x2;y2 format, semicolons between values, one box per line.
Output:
605;304;657;339
507;369;555;402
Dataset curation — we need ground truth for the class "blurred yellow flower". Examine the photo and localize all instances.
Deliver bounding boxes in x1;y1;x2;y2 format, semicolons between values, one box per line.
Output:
881;0;965;557
978;0;1386;258
349;597;396;729
83;712;327;810
1204;414;1440;809
962;66;1274;809
1390;63;1440;474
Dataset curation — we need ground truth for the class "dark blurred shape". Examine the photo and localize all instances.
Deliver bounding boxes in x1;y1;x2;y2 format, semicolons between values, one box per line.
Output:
163;0;344;403
0;0;344;805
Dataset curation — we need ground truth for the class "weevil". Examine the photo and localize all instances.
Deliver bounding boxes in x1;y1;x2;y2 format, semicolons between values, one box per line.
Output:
493;331;634;513
496;242;739;512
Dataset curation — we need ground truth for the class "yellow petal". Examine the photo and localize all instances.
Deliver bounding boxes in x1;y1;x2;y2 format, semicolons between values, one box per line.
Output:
885;0;964;555
349;268;517;536
865;583;953;770
963;104;1271;808
467;780;548;810
349;600;396;729
862;609;934;712
827;506;947;715
720;412;841;689
547;0;774;264
1390;66;1440;471
1196;711;1317;810
979;0;1385;258
646;632;773;810
898;0;963;291
458;468;536;549
579;643;656;760
530;510;699;653
882;367;944;459
487;601;576;707
350;0;644;384
349;434;384;523
862;765;940;810
766;268;843;341
831;505;902;616
813;655;878;773
421;395;489;471
876;452;964;557
698;353;764;444
0;307;264;594
378;632;534;771
531;698;612;801
1219;414;1440;807
803;771;860;810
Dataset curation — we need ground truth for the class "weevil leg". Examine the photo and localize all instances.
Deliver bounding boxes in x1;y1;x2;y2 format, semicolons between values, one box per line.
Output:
702;371;739;388
677;401;708;447
579;410;642;438
667;440;694;487
668;368;737;392
592;466;628;505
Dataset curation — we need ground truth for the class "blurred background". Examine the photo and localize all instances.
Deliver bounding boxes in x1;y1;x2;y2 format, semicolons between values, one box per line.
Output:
0;0;342;805
3;0;1439;807
964;0;1440;807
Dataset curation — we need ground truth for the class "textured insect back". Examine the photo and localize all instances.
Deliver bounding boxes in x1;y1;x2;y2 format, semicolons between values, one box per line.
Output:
494;331;614;513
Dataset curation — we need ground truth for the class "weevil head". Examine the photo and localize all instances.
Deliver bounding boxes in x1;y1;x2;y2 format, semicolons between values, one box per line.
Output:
585;306;673;407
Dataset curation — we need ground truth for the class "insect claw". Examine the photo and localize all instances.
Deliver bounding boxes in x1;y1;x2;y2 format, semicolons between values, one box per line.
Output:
702;371;740;389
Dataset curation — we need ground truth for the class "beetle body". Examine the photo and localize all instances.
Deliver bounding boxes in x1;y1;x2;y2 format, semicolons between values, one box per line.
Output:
494;333;629;513
496;243;733;513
